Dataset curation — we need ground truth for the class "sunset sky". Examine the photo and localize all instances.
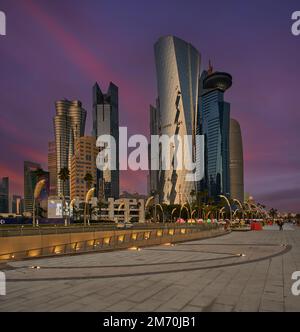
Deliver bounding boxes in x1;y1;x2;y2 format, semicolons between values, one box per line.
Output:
0;0;299;212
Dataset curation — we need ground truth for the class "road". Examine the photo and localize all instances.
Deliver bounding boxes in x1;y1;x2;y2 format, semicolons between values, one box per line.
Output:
0;225;299;312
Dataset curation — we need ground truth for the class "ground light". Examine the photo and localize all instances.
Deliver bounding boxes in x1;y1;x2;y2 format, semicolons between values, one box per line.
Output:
30;266;41;269
128;246;141;251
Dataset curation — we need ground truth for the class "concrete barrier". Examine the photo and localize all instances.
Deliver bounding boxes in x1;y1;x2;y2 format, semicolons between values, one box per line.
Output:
0;224;228;261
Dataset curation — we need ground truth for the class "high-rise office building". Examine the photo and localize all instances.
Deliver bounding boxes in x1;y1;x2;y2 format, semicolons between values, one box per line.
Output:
92;82;119;199
24;161;49;213
48;141;57;196
199;63;232;199
70;136;98;201
54;100;86;198
148;102;160;196
11;195;23;215
154;35;200;204
0;177;9;213
229;118;244;202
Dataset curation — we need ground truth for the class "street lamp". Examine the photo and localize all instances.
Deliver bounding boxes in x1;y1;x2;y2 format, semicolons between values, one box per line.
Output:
191;209;197;220
179;204;190;220
84;187;95;227
69;198;76;223
183;193;193;222
171;207;178;222
218;207;225;221
155;203;164;223
233;198;245;221
244;202;253;220
219;195;232;222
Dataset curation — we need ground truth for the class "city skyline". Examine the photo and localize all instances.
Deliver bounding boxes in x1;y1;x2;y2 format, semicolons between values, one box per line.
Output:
0;0;300;211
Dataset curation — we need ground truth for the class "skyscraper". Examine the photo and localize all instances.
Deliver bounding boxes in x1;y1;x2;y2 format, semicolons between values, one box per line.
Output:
24;161;49;213
0;177;9;213
70;136;98;201
92;82;119;199
154;35;201;204
11;195;23;215
148;101;160;196
48;141;57;196
199;64;232;199
229;118;244;202
54;100;86;198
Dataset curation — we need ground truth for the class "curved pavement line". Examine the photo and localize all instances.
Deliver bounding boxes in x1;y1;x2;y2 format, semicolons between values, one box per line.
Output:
143;248;243;255
178;243;283;247
6;245;292;282
16;254;236;270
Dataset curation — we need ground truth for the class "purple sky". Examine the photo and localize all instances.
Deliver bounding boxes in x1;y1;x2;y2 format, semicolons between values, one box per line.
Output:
0;0;299;212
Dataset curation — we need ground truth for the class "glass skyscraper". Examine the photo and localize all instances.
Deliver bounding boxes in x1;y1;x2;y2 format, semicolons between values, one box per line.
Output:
24;161;49;213
198;66;232;199
154;35;201;204
92;82;119;199
53;100;86;198
0;177;9;213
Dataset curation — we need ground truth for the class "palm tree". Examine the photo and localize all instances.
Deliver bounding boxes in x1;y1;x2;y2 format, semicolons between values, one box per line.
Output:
58;167;70;226
269;208;278;221
83;172;93;190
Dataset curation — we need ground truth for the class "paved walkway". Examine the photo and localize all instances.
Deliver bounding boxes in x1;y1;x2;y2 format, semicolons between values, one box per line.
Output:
0;225;300;312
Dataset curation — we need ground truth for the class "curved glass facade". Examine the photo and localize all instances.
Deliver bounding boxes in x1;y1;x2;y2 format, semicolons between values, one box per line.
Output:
154;36;200;204
54;100;86;197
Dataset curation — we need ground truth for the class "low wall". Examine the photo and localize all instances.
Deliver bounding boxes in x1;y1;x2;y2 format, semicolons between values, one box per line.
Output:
0;224;228;261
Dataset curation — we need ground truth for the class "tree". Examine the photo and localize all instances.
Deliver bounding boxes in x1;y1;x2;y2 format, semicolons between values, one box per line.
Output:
269;208;278;220
58;167;70;226
83;173;93;190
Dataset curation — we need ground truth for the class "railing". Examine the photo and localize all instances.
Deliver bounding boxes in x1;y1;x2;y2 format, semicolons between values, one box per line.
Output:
0;223;223;261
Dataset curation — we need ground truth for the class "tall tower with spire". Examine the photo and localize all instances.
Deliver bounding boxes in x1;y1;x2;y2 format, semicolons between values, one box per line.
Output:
92;82;119;199
197;63;232;199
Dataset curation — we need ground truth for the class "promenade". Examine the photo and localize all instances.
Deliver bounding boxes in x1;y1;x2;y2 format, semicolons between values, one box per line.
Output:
0;225;299;312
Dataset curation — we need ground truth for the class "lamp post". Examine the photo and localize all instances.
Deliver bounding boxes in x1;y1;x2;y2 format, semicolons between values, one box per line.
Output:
244;202;253;220
219;195;232;222
218;207;225;221
155;203;164;223
233;198;245;221
69;198;76;223
171;207;178;222
118;201;125;222
145;195;154;222
32;179;46;227
84;187;95;227
179;204;190;220
184;193;193;222
191;209;197;220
